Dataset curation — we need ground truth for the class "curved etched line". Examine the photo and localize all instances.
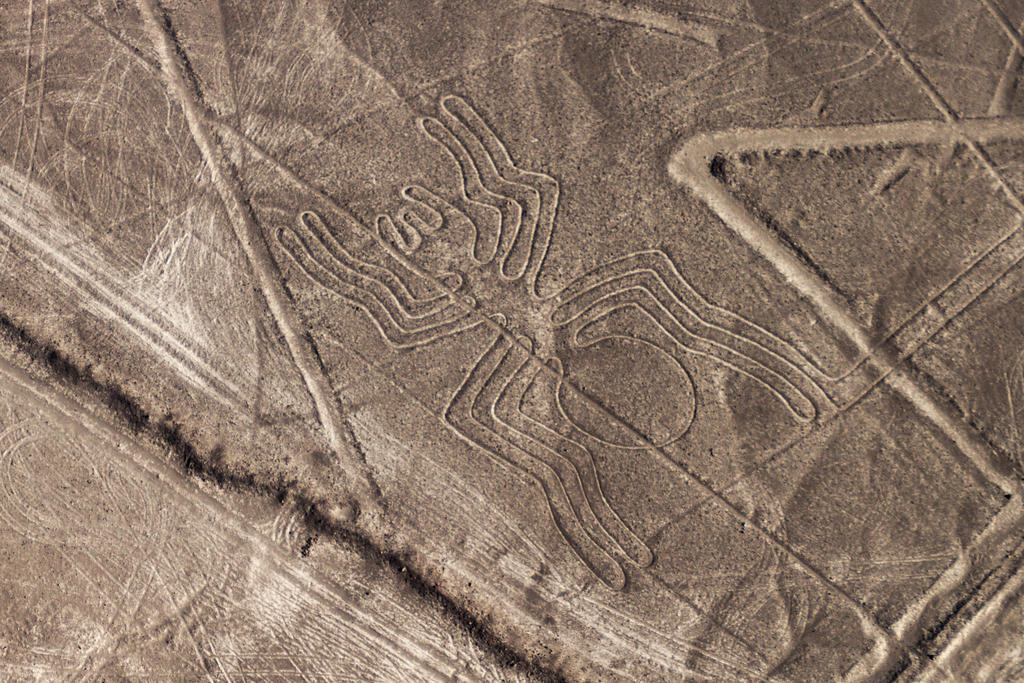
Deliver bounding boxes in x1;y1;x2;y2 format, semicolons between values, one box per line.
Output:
377;214;421;254
0;424;128;599
397;186;443;232
0;424;50;543
494;354;654;567
401;184;486;263
549;251;827;395
276;225;479;348
438;96;535;281
0;425;131;578
443;336;627;590
296;210;449;314
440;95;560;295
551;250;829;391
551;258;820;420
571;293;817;422
550;335;697;451
419;116;506;265
437;270;465;293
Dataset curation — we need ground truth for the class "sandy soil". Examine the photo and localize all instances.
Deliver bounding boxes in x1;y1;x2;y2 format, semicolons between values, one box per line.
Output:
1;0;1023;680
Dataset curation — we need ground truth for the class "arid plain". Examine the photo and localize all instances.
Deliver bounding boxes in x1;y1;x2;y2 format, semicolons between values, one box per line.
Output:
2;0;1024;680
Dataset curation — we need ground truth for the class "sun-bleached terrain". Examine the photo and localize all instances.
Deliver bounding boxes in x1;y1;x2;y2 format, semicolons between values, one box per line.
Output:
2;0;1024;680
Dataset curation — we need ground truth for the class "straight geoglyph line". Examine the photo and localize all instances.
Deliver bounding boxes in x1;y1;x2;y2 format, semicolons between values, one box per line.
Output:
68;4;1011;675
852;0;1024;213
220;112;906;654
134;0;381;519
669;1;1024;679
0;349;456;681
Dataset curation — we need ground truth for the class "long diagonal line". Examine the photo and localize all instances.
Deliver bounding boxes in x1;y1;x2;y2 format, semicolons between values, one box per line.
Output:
12;0;35;172
134;0;381;517
0;354;455;681
213;0;243;131
851;0;1024;213
918;536;1024;681
532;0;719;48
24;0;49;186
221;115;905;643
79;1;937;655
669;1;1024;678
981;0;1024;68
987;12;1024;116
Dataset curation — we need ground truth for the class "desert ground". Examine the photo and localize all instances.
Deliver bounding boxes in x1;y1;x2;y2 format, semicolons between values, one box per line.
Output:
1;0;1024;680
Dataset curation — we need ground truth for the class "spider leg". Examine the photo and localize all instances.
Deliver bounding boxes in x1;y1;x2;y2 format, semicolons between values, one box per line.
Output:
552;251;826;421
276;221;478;349
438;96;534;281
439;95;559;294
419;115;506;266
493;353;654;568
295;210;450;315
444;335;627;590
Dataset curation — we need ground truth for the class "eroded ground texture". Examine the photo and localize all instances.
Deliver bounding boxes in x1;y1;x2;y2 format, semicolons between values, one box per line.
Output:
2;0;1024;680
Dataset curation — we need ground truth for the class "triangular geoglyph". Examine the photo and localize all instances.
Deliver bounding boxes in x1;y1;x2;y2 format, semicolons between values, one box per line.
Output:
670;103;1024;678
670;114;1024;412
